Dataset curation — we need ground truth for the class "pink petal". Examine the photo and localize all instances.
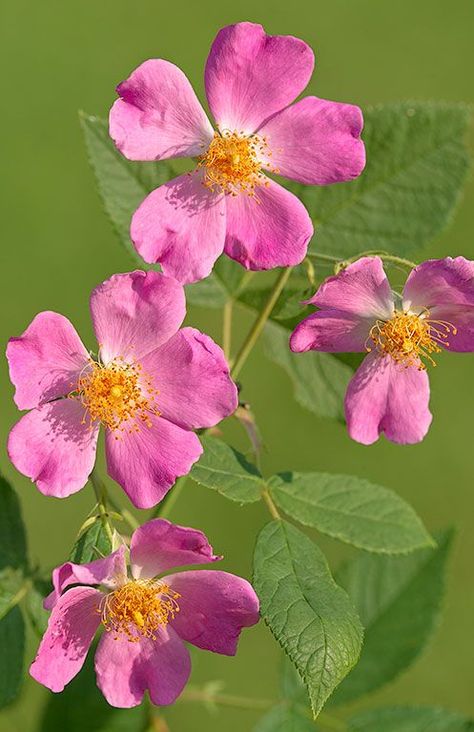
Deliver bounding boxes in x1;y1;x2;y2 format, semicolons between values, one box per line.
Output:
403;257;474;352
141;327;238;430
259;97;365;185
130;172;226;284
308;257;394;319
90;271;185;364
224;178;313;270
95;625;191;708
130;519;221;580
44;546;127;611
109;59;213;161
345;352;432;445
167;570;260;655
290;310;371;353
30;586;102;692
8;400;99;498
105;415;202;509
205;22;314;133
7;312;89;410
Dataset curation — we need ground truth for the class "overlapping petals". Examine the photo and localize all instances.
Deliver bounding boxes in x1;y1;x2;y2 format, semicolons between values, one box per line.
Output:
291;256;474;445
7;271;238;507
30;519;260;708
110;21;366;283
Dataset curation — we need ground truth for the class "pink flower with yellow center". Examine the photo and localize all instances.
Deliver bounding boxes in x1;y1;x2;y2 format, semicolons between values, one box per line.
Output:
7;271;238;507
30;518;260;708
109;21;366;284
290;256;474;444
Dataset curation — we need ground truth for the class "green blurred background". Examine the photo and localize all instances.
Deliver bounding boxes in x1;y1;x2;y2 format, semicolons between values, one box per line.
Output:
1;0;473;729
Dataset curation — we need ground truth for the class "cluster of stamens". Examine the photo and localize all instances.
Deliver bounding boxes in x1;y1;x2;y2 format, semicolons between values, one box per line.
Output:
70;356;159;434
99;579;181;642
367;310;457;369
197;130;278;196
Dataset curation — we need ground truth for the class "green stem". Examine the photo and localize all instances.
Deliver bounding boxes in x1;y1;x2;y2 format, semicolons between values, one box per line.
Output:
261;486;281;520
309;250;417;271
223;299;233;360
89;467;114;544
154;475;188;519
0;578;32;621
179;688;273;711
231;267;293;379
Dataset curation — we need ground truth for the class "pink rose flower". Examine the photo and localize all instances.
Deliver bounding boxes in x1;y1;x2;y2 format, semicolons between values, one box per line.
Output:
290;256;474;444
7;271;238;507
30;518;260;708
109;21;366;284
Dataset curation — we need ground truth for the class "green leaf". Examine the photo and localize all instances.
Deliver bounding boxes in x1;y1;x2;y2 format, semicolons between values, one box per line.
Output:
190;435;263;503
185;254;249;308
263;321;352;421
25;578;52;637
295;102;471;259
0;607;25;709
0;475;28;571
253;520;363;717
40;651;147;731
269;472;433;554
280;656;311;707
331;529;453;706
69;517;113;563
254;705;316;731
349;706;474;731
80;112;173;267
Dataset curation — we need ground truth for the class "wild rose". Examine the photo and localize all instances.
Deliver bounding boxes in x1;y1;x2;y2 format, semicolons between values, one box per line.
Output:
7;271;237;507
109;21;366;284
30;518;259;708
290;256;474;445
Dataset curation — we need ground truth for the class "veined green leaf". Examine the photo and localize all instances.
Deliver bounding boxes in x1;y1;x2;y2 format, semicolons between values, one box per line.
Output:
293;102;471;259
0;475;27;571
263;321;352;421
0;607;25;709
349;706;474;731
254;520;363;717
190;436;263;503
80;112;173;267
269;472;433;554
69;517;113;564
331;529;453;705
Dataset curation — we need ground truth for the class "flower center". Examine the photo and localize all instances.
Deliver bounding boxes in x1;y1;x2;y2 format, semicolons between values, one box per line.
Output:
72;357;159;433
99;579;181;642
197;130;276;195
367;311;457;369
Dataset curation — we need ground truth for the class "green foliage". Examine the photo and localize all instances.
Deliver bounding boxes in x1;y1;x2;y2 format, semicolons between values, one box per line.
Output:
254;705;316;731
331;530;453;705
292;102;471;259
349;706;474;731
263;322;351;421
190;435;263;503
25;578;52;637
269;472;433;554
253;520;363;717
0;607;25;709
69;517;114;563
40;652;147;731
80;112;173;267
0;477;28;708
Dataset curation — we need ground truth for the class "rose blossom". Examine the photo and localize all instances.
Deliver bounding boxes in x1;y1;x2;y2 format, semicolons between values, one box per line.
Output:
109;21;366;284
7;271;237;507
30;518;260;708
290;256;474;444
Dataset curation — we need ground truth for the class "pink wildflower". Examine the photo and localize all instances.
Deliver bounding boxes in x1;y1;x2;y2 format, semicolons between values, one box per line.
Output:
7;271;237;507
109;22;366;284
30;518;260;708
290;256;474;444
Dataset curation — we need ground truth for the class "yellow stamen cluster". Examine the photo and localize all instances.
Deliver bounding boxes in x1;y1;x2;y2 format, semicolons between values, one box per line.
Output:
197;130;277;196
72;356;159;434
99;579;181;642
367;311;457;369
